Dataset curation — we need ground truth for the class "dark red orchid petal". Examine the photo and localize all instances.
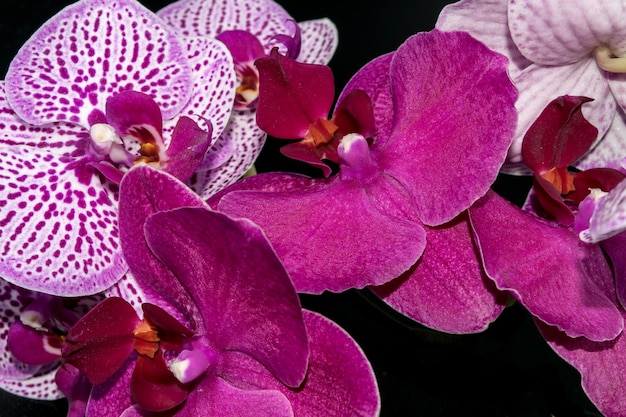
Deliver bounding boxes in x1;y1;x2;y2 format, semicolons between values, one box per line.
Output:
142;303;194;350
162;116;212;182
570;168;626;202
280;140;334;177
255;48;334;139
522;95;597;173
62;297;140;384
333;89;376;139
131;352;188;412
105;91;163;139
216;30;265;64
532;174;575;226
7;321;61;365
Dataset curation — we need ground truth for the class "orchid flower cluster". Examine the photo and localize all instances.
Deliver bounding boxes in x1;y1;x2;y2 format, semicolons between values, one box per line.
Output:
1;0;626;416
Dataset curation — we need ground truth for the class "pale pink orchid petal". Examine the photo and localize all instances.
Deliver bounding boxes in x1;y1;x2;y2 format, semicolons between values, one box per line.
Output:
5;0;192;127
296;19;338;65
508;0;626;66
588;178;626;241
576;107;626;170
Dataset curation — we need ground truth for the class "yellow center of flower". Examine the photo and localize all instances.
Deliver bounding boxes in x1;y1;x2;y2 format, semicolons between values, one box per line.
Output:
594;44;626;72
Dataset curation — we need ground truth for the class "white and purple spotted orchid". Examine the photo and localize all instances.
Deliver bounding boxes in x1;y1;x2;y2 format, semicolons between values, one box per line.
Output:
468;190;626;417
210;30;517;333
156;0;338;198
437;0;626;174
0;0;236;296
0;277;97;416
60;165;380;417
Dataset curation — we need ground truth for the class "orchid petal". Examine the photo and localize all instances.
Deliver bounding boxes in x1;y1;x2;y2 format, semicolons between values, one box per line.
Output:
104;272;148;316
372;213;508;334
339;53;394;147
436;0;532;77
508;0;626;66
296;19;338;65
144;206;309;387
503;60;615;174
379;30;517;225
0;147;125;296
162;36;235;145
189;110;267;199
589;178;626;241
255;50;334;139
121;377;293;417
118;165;206;325
5;0;192;127
217;30;266;64
55;364;91;417
576;107;626;170
0;364;62;400
218;310;380;417
62;297;139;384
105;91;163;138
86;355;135;417
162;116;212;182
469;191;623;342
130;353;187;412
604;233;626;310
215;172;426;293
7;322;60;365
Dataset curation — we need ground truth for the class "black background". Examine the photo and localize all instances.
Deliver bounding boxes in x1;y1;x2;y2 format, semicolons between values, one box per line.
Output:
0;1;602;416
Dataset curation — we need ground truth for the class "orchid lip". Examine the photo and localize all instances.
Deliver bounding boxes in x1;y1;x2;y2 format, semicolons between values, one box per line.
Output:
594;44;626;73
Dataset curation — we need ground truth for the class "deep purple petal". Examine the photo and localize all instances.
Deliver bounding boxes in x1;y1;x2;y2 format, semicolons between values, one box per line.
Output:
162;116;212;182
372;213;508;334
144;206;309;387
62;297;139;384
217;30;266;63
55;364;91;417
5;0;192;127
333;89;376;139
469;191;623;341
218;310;380;417
7;322;60;365
216;172;426;293
86;356;135;417
105;91;163;138
0;147;125;296
604;233;626;310
378;30;517;226
118;165;206;326
255;50;334;139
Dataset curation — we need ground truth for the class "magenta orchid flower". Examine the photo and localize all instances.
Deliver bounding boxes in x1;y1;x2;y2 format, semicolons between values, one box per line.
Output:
520;95;625;226
0;0;236;296
468;190;626;417
156;0;338;198
210;30;517;333
61;164;380;417
437;0;626;174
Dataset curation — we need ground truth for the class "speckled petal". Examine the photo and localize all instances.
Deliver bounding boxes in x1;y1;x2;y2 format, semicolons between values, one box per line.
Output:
158;0;294;55
0;363;62;401
162;36;235;145
5;0;192;127
508;0;626;65
502;60;615;174
0;147;125;296
189;110;267;199
296;19;338;65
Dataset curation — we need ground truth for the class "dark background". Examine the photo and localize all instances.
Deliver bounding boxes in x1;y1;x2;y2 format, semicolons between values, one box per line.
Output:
0;1;602;416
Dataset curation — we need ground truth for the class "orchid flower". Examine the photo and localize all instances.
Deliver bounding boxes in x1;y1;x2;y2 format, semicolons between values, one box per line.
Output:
520;95;625;226
156;0;339;197
210;30;517;333
0;0;236;296
468;190;626;417
61;164;380;417
437;0;626;174
0;277;99;417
